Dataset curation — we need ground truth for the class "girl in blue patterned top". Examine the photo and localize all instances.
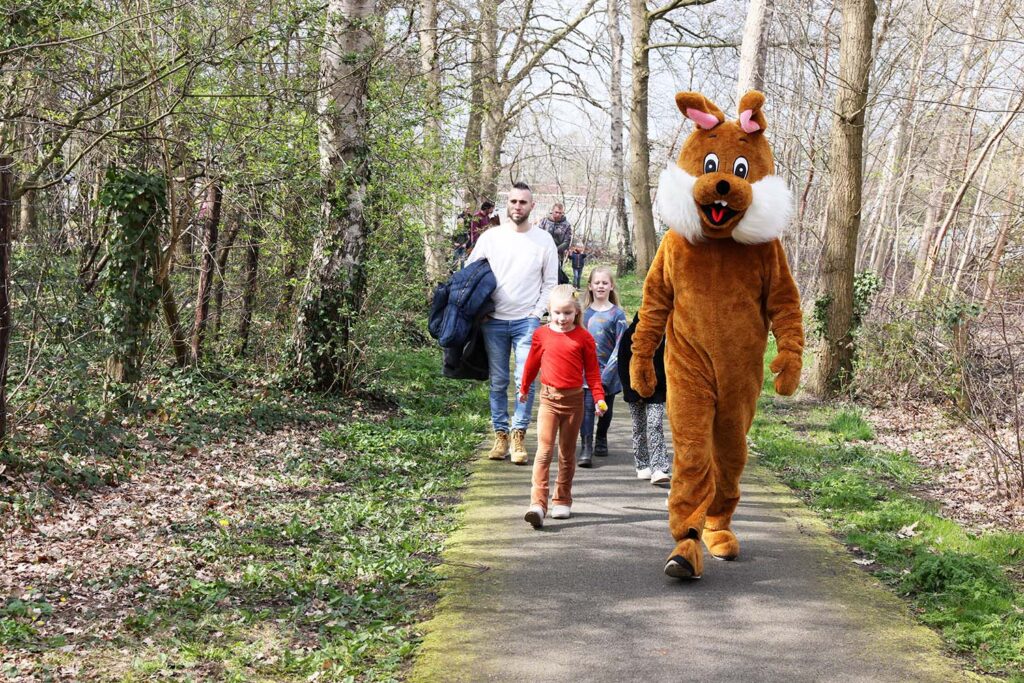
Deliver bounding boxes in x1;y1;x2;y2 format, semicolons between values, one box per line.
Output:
578;266;629;467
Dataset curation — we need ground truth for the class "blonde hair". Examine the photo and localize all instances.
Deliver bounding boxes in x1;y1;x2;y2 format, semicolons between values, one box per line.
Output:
583;266;622;310
548;284;582;326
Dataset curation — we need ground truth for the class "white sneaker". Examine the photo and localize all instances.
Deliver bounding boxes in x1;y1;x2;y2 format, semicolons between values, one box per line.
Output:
651;470;670;484
636;467;652;479
551;505;572;519
524;505;545;529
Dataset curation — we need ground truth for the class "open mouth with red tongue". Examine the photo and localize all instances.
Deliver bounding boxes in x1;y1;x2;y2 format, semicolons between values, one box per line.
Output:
701;201;737;227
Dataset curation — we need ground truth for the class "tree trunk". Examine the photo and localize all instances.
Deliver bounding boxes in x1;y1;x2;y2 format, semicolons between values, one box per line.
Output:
462;38;484;206
949;143;998;297
608;0;633;275
190;179;222;363
861;1;938;276
477;0;502;201
293;0;376;391
158;271;189;367
419;0;447;284
913;90;1024;301
982;150;1024;308
628;0;657;275
736;0;774;99
211;213;241;342
0;158;12;440
811;0;877;397
237;218;262;356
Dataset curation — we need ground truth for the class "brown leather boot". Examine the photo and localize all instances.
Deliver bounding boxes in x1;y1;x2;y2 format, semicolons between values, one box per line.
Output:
487;431;509;460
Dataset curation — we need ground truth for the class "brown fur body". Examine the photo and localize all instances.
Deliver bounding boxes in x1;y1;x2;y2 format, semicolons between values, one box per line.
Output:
631;91;804;574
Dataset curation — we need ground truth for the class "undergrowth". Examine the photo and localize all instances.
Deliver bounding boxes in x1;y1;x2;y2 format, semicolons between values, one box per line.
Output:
753;341;1024;678
2;348;489;681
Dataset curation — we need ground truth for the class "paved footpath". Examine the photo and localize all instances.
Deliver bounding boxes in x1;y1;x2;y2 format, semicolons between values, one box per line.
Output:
409;401;977;682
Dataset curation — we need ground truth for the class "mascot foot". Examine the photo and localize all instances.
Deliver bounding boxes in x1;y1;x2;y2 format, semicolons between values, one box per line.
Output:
664;538;703;580
703;528;740;561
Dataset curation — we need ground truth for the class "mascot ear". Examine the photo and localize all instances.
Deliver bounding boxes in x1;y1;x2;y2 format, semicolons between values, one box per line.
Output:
737;90;768;134
675;92;725;130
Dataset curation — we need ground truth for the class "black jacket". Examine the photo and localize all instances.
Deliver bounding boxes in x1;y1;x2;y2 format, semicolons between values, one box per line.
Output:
617;312;667;404
442;299;494;381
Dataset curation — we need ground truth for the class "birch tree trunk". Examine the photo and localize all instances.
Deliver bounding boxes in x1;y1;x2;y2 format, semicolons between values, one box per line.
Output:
607;0;633;275
736;0;774;99
949;144;998;297
419;0;447;284
912;90;1024;301
981;147;1024;308
811;0;876;397
293;0;376;391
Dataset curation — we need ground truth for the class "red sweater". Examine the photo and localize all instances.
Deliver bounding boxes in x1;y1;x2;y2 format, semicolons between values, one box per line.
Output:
521;325;605;403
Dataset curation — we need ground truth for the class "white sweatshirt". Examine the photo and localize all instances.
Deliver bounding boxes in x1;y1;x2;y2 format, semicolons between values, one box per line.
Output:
467;222;558;320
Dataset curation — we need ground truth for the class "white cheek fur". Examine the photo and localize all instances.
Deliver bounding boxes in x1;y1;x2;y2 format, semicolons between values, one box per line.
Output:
655;164;792;245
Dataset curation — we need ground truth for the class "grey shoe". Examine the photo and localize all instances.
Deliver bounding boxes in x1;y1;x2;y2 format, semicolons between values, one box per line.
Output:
594;436;608;457
577;437;593;468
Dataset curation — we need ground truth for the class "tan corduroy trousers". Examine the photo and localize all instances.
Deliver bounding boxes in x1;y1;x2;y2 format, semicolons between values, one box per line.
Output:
530;384;584;512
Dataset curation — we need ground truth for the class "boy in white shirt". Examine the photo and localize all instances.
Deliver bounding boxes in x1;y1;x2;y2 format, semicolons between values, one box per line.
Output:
467;182;558;464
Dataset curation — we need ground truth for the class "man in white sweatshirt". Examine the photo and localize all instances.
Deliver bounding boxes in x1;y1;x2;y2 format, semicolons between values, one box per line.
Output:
467;181;558;464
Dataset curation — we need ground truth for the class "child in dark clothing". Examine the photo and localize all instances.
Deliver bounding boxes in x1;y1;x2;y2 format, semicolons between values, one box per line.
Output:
618;312;670;484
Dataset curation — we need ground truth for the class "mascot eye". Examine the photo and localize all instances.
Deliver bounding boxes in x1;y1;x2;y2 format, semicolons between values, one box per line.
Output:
703;153;719;174
733;156;749;178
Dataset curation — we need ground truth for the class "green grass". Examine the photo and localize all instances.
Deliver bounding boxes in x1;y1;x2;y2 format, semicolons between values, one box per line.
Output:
4;348;489;681
825;408;875;441
754;346;1024;677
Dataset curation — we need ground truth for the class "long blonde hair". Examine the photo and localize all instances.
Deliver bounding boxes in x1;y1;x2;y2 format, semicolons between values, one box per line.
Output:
548;284;582;326
583;266;622;310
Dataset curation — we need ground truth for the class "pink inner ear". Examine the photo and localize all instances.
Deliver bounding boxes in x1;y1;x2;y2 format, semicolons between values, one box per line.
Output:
685;107;720;130
739;109;761;133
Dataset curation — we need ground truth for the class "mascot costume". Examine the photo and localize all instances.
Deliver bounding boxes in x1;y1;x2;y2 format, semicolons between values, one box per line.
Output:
630;91;804;580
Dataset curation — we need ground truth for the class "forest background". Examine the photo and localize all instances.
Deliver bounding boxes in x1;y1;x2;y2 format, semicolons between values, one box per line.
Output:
2;0;1024;678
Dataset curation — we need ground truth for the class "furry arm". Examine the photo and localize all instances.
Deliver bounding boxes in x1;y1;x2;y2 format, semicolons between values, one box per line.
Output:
630;238;674;397
765;240;804;396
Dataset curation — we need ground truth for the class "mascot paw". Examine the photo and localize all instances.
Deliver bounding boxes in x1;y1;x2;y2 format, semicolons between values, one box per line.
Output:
630;356;657;398
703;528;740;561
664;538;704;580
770;350;802;396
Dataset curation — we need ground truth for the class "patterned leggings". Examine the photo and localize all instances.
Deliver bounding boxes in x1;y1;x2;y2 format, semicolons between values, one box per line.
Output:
628;402;669;472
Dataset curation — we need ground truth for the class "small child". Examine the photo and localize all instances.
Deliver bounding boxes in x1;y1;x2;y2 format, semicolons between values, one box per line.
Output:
617;311;670;484
518;284;606;528
578;267;628;467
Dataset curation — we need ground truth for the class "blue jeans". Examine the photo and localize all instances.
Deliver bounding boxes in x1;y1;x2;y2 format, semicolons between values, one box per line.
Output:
483;316;540;432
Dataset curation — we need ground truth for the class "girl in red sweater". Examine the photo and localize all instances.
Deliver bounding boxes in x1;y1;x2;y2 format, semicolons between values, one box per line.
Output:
518;284;606;528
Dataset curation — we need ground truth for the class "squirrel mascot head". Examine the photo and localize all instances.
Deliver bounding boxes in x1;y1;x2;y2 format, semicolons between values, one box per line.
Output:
656;90;792;245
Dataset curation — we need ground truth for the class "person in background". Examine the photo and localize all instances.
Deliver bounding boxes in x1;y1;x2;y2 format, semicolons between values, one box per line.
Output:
469;200;494;250
538;203;573;285
569;245;587;288
451;206;473;270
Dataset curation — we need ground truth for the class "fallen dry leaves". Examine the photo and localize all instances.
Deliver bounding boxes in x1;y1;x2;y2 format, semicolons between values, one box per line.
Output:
867;402;1024;533
0;414;364;680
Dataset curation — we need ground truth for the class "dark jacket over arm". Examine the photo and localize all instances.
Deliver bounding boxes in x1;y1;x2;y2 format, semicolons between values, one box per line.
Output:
618;312;667;403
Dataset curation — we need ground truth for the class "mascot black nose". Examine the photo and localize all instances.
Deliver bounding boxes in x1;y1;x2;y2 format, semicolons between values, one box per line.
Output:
716;180;730;196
